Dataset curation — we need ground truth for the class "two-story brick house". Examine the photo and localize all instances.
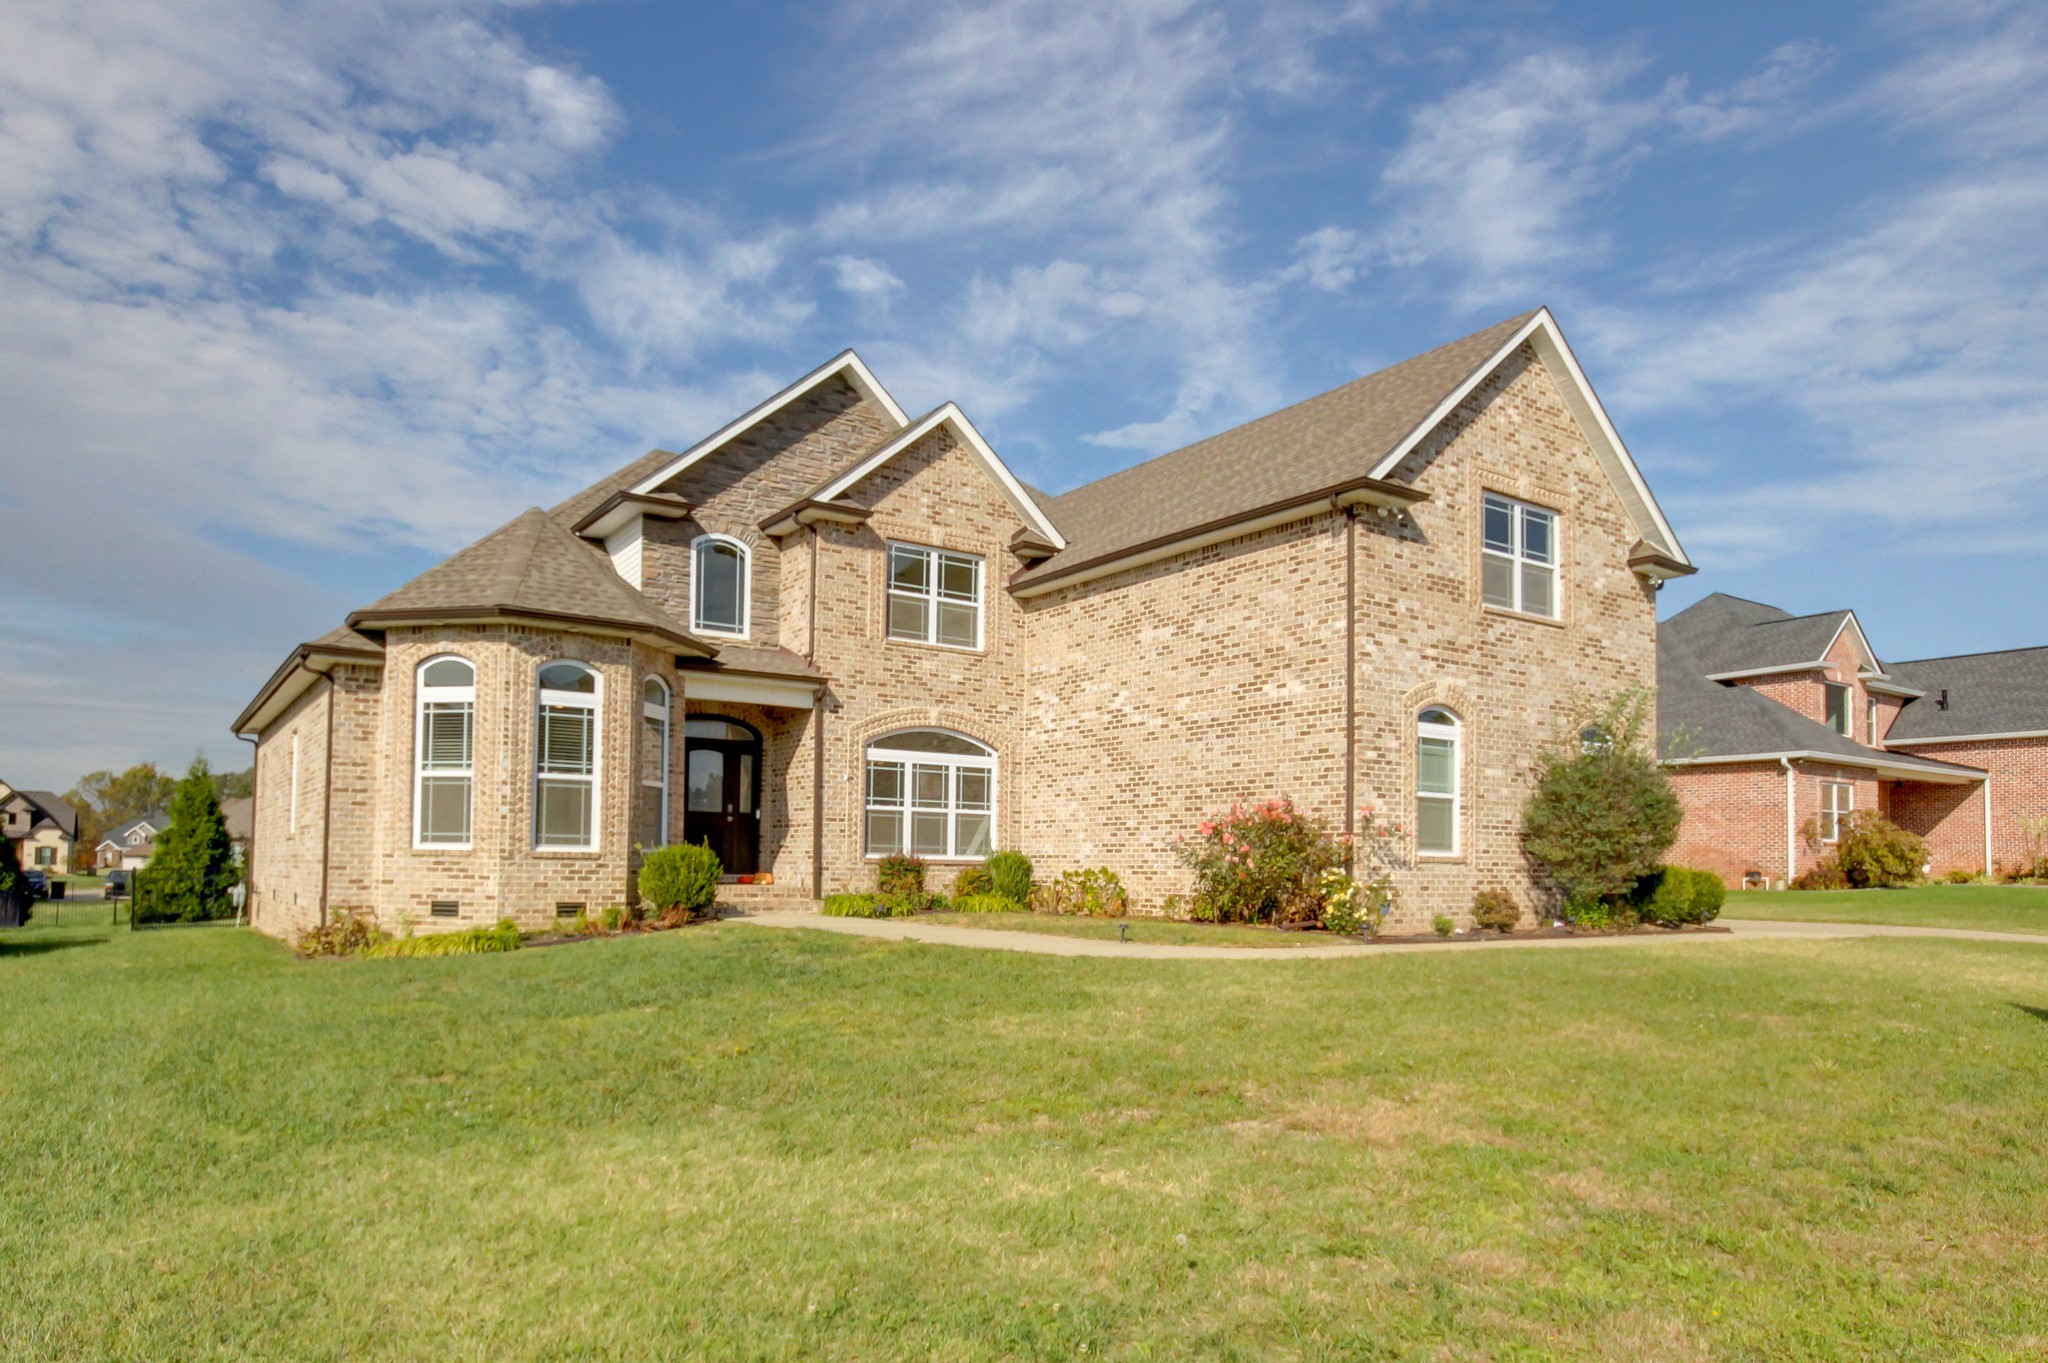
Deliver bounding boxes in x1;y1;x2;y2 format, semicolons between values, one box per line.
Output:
232;308;1696;937
1661;593;2048;885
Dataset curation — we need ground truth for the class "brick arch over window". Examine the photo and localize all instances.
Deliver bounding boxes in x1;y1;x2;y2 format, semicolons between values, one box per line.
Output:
848;706;1021;854
1394;682;1478;863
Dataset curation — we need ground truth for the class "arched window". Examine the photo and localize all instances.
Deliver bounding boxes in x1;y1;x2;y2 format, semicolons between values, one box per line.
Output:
638;677;671;850
864;729;995;859
535;660;600;849
692;535;749;637
414;655;475;847
1416;707;1460;856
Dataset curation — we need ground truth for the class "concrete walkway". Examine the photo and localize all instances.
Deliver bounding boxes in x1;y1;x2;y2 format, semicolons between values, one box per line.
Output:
725;910;2048;961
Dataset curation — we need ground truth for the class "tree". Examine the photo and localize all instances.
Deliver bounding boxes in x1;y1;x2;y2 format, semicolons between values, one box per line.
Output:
1521;689;1683;911
0;831;25;899
142;758;236;922
211;768;253;803
65;763;179;868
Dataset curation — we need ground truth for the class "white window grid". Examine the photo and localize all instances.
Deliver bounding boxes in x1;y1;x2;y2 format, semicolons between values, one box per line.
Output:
1416;709;1462;857
534;663;601;851
414;655;476;849
690;534;751;638
864;743;996;860
1820;781;1853;844
1481;493;1559;618
886;543;983;650
641;678;670;850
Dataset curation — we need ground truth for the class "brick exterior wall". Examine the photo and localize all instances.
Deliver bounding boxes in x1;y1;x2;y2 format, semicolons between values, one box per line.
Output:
247;343;1669;937
1888;735;2048;875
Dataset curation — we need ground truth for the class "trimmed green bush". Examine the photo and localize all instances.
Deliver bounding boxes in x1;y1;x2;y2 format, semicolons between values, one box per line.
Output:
638;843;722;918
822;893;884;917
952;893;1016;914
1471;889;1521;932
1832;812;1926;888
952;865;994;898
876;854;925;895
1793;864;1849;891
365;920;522;958
1432;914;1455;937
986;851;1033;905
1522;690;1681;911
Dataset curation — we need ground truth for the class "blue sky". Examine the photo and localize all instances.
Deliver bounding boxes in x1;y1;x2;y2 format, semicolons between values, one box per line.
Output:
2;0;2045;789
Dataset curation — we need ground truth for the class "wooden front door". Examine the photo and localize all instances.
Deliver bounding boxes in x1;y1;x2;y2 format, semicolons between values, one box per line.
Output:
683;729;759;875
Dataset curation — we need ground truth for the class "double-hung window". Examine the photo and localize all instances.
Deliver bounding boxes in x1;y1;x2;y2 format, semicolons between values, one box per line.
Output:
887;543;982;649
1824;683;1850;735
692;535;749;637
864;730;995;859
535;661;599;850
1481;493;1558;618
1820;781;1853;843
638;677;670;851
415;656;476;847
1416;707;1461;856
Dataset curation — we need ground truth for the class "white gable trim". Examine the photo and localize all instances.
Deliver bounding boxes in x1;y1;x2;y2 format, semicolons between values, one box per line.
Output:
815;403;1067;550
630;351;910;497
1367;308;1690;567
1822;612;1884;677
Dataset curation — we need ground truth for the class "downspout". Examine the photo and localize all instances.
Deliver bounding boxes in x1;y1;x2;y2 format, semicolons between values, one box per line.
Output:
1780;757;1796;889
318;674;337;929
1983;772;1993;876
806;523;820;664
811;686;826;899
1341;504;1358;865
238;732;258;926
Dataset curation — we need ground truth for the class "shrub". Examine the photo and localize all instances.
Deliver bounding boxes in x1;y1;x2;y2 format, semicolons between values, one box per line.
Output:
1471;889;1521;932
1831;812;1926;888
1431;914;1455;937
1522;690;1681;912
953;864;994;898
295;910;388;958
1945;868;1977;885
952;893;1017;914
986;851;1033;906
822;892;884;917
1036;867;1128;917
1319;869;1364;936
876;853;925;896
1690;870;1725;923
140;757;237;922
638;843;722;918
365;920;522;958
1792;864;1849;891
1173;796;1346;925
1635;867;1723;926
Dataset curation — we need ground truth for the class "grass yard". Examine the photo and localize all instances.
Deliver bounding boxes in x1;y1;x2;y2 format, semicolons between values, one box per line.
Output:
1723;883;2048;935
920;910;1343;948
4;918;2046;1360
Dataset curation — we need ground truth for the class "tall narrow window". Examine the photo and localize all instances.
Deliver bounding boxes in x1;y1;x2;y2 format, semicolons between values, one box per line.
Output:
864;729;995;858
288;733;299;835
1820;782;1853;842
535;660;599;849
415;655;475;847
1867;696;1879;744
1416;707;1461;856
638;676;670;850
692;535;749;637
886;543;983;649
1480;493;1558;618
1824;683;1850;735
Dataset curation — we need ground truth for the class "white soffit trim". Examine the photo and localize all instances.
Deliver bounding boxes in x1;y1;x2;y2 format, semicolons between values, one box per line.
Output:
1824;612;1884;677
1367;308;1689;566
1664;749;1985;783
681;674;817;710
1702;662;1828;681
629;351;910;497
1885;729;2048;747
815;403;1067;549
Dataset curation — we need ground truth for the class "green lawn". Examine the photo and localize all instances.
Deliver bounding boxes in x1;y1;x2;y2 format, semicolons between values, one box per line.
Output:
1723;883;2048;935
920;910;1343;947
4;918;2046;1360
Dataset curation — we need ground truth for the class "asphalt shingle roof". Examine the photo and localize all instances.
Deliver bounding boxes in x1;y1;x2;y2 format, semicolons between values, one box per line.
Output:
1885;647;2048;742
17;791;77;839
1013;311;1538;584
1660;593;1859;676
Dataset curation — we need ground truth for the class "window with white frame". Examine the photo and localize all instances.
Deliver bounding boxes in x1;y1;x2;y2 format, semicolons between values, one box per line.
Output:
1416;707;1461;856
638;676;670;851
1824;683;1850;735
886;543;982;649
288;733;299;835
1820;781;1853;843
691;535;749;637
864;729;995;859
534;660;600;849
1480;493;1558;618
1867;696;1879;744
415;655;475;847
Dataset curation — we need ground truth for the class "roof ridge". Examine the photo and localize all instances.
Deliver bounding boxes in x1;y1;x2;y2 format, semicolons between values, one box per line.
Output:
1891;643;2048;665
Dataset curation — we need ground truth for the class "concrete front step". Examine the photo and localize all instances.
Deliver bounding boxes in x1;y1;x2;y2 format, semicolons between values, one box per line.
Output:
712;882;817;914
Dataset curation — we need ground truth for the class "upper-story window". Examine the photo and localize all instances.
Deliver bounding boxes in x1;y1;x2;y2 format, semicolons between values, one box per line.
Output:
535;660;599;850
887;543;982;650
1416;707;1461;856
1867;695;1879;744
1824;683;1850;735
691;535;749;638
1481;493;1558;618
415;655;476;848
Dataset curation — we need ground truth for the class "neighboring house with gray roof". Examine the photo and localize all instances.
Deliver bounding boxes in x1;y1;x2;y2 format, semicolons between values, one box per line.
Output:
233;308;1694;938
1661;593;2048;884
0;780;77;872
95;816;164;871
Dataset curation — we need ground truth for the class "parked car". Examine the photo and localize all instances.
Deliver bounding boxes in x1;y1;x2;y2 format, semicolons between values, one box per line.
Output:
104;870;130;901
24;870;49;899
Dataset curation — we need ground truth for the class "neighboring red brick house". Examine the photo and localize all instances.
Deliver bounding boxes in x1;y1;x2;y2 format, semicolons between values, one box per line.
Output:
1661;594;2048;885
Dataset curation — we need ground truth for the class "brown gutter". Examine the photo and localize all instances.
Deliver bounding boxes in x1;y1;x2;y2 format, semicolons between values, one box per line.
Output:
232;639;384;736
1626;541;1696;579
570;490;695;538
1010;475;1427;594
347;606;716;657
758;497;873;538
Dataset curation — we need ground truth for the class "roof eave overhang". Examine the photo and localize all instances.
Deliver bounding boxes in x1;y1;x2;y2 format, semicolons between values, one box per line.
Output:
1628;543;1697;581
231;640;386;738
572;492;695;541
1885;729;2048;747
1702;662;1830;682
1863;677;1927;699
758;498;874;538
1664;750;1985;784
1011;477;1427;599
347;607;718;659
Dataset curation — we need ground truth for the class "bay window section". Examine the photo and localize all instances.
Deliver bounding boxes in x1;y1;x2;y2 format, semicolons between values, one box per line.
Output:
535;660;599;850
1416;707;1461;856
864;730;995;859
1481;493;1558;618
887;543;982;649
414;656;475;848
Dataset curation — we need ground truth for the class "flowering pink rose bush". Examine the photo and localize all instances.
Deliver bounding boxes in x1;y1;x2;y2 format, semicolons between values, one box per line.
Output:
1173;797;1350;925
